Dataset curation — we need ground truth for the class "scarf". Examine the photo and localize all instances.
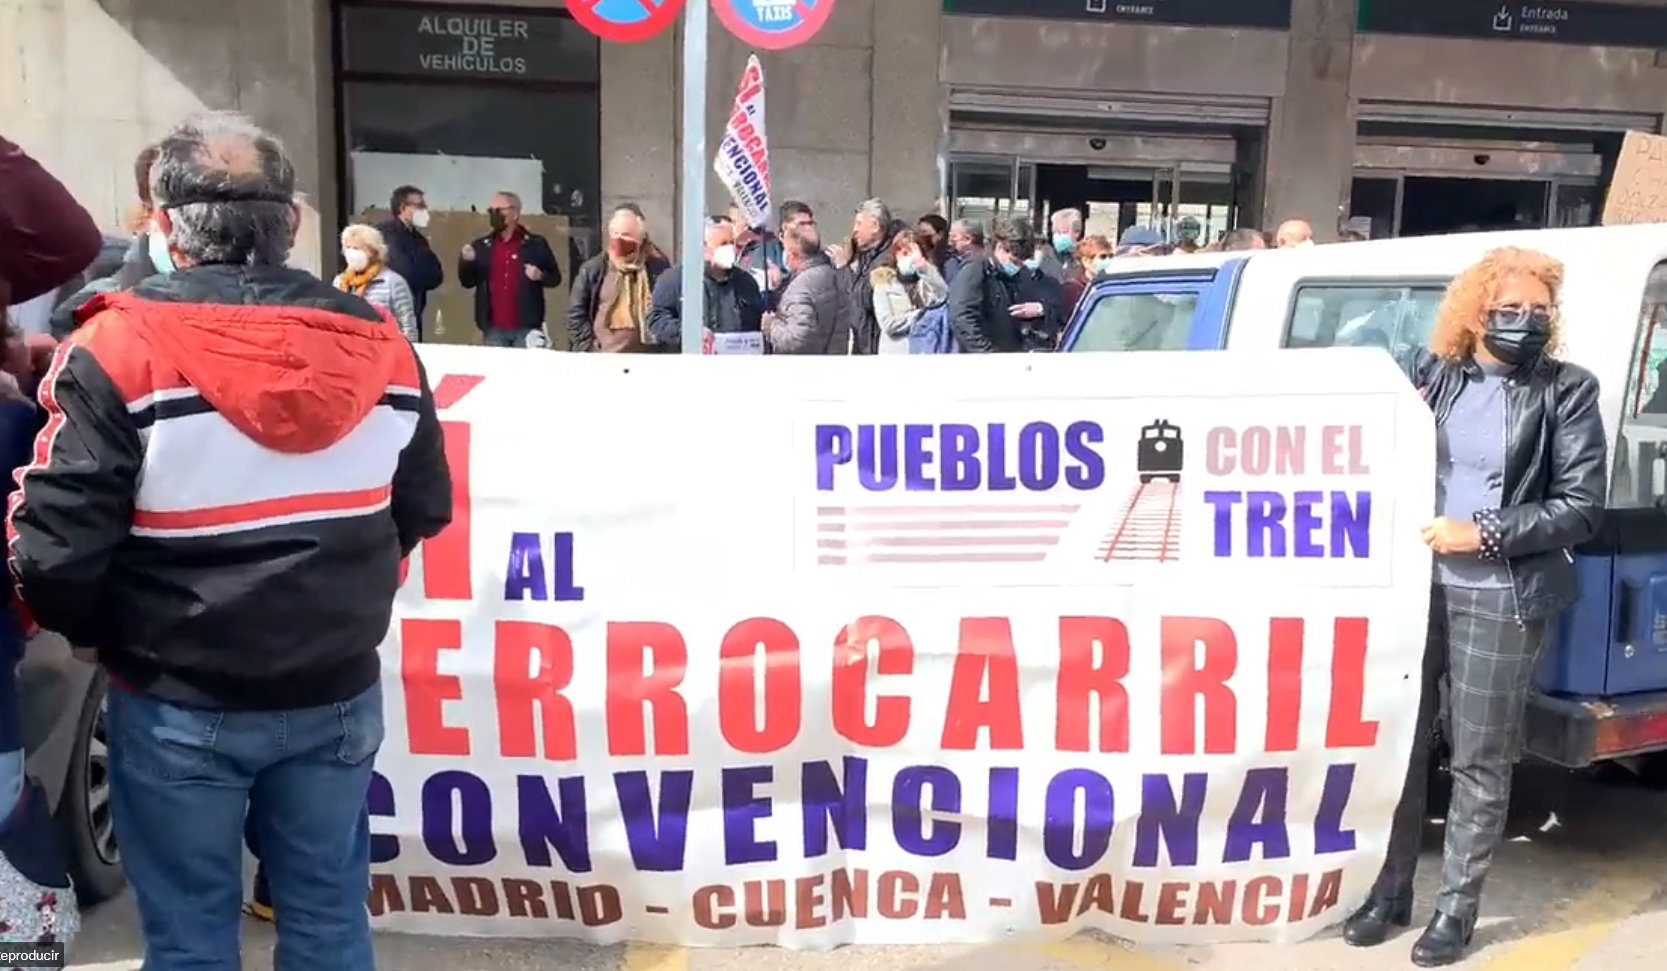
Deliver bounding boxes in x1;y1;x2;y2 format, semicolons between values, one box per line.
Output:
596;254;653;341
338;261;383;296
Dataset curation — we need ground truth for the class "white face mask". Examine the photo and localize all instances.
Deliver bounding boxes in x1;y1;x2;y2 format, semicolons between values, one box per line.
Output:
711;244;737;270
343;247;370;271
411;208;431;230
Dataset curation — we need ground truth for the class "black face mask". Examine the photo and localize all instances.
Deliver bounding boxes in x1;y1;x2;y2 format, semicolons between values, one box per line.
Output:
1482;307;1553;366
488;208;508;232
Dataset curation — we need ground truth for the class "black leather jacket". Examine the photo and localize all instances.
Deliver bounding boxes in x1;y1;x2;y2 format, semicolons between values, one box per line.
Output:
1404;348;1607;620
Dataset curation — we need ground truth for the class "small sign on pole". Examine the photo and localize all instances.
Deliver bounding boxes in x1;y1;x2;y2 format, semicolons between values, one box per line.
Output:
567;0;686;43
712;0;837;50
1602;131;1667;226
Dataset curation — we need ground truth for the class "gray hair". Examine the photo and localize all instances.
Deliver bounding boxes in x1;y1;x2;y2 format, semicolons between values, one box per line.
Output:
151;111;296;266
340;223;388;263
855;198;892;229
1051;208;1082;234
493;191;523;209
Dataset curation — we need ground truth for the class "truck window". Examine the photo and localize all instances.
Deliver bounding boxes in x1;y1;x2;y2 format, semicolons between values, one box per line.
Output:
1609;261;1667;508
1071;291;1197;352
1284;283;1449;358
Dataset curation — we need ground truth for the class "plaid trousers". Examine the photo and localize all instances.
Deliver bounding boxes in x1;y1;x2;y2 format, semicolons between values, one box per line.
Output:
1372;584;1546;921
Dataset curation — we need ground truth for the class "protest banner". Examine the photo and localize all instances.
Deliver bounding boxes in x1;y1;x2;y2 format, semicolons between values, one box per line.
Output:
714;54;771;230
373;347;1434;948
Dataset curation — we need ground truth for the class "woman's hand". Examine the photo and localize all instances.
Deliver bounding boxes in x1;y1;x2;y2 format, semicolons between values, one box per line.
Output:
1420;517;1481;555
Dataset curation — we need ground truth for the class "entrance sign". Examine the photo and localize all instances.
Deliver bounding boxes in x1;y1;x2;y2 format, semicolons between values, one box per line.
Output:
1602;132;1667;226
338;5;599;82
371;347;1435;947
941;0;1292;30
1358;0;1667;49
568;0;686;43
712;0;837;51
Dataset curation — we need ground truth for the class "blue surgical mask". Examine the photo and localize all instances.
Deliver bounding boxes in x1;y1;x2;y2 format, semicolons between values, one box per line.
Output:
997;258;1021;277
1022;256;1041;271
1092;256;1113;274
1052;233;1074;254
897;254;918;278
147;230;176;274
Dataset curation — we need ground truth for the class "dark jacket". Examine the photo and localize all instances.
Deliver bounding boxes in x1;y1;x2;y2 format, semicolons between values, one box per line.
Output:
6;265;452;710
1015;266;1066;349
842;241;892;355
737;230;788;309
946;257;1024;353
565;250;672;352
1405;347;1606;620
49;233;160;340
376;217;444;327
0;136;102;304
0;397;38;750
646;267;764;350
457;227;561;333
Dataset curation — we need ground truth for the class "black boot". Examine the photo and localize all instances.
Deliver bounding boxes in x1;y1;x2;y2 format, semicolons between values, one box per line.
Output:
1342;894;1412;947
1410;911;1474;967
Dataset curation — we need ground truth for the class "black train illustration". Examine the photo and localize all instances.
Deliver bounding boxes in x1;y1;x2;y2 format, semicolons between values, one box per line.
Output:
1136;419;1183;484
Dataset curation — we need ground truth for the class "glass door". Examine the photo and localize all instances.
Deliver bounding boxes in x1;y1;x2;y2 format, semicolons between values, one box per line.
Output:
949;156;1035;228
1550;179;1600;228
1349;174;1402;239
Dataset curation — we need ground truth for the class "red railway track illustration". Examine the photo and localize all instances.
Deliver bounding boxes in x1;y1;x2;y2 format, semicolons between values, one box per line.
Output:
1096;481;1182;562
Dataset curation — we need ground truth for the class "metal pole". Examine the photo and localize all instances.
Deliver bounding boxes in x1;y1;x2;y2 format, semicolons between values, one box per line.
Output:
678;0;708;354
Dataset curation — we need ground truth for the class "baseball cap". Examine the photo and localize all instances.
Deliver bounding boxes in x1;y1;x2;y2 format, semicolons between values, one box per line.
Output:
1116;225;1164;256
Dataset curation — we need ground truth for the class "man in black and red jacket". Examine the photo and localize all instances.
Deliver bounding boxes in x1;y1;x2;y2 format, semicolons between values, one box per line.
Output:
6;112;451;969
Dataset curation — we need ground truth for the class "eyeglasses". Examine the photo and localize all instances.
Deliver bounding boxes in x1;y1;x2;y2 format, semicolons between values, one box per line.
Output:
1490;303;1553;322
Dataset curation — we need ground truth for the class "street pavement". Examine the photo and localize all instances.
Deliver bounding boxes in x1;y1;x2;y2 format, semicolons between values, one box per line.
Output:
67;764;1667;971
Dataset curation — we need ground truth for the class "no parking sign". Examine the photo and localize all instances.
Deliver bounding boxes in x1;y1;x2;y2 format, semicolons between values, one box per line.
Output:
712;0;837;50
568;0;686;42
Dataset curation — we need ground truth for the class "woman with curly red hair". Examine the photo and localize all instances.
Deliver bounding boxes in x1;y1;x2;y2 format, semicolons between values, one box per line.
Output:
1344;246;1607;965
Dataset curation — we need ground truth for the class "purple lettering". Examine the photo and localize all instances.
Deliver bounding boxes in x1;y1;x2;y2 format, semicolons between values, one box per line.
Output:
613;770;692;871
1247;491;1287;557
1132;772;1206;867
503;531;546;601
903;424;936;490
891;765;963;857
801;757;869;857
985;766;1020;860
1042;768;1115;871
1204;490;1243;556
516;773;592;871
814;424;852;490
1314;763;1358;854
721;765;776;864
1222;766;1291;863
1333;491;1371;556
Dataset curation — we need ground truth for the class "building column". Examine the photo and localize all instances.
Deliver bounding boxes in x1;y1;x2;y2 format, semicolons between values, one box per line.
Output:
600;26;679;246
869;0;943;222
1262;0;1356;241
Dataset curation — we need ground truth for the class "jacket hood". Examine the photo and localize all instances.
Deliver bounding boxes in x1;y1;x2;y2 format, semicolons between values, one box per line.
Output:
106;277;406;454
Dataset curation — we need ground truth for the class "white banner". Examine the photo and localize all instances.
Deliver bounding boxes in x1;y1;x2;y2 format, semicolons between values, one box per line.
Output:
372;348;1434;949
713;55;771;229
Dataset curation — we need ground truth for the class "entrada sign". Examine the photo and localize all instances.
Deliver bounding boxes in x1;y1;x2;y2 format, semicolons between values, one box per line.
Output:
1358;1;1667;49
942;0;1292;30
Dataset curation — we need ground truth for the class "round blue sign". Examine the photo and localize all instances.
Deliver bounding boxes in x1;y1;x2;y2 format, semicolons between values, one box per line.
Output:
712;0;837;51
569;0;686;43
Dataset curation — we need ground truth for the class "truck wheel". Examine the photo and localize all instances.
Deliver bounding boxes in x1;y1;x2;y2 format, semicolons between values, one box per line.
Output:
55;668;125;904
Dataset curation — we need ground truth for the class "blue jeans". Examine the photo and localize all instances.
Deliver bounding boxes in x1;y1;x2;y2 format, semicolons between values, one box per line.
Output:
108;681;384;971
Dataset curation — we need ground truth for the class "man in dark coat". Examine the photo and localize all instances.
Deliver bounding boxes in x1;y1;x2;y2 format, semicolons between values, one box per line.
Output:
457;191;561;348
646;216;764;350
566;204;671;352
376;185;444;336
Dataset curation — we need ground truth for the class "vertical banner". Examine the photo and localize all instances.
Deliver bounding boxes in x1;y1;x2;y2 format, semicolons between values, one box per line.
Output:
713;54;771;230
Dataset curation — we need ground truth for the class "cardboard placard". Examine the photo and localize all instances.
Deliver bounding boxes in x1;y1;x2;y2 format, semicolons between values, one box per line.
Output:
357;209;572;349
1602;131;1667;226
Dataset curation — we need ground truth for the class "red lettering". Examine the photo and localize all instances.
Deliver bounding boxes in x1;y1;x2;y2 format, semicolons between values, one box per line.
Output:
719;618;803;754
401;618;470;756
605;621;690;757
941;617;1023;750
494;621;576;759
1241;876;1280;926
1055;616;1131;753
831;616;914;747
1326;618;1379;748
400;373;484;600
1159;617;1238;755
692;885;735;930
1265;618;1303;752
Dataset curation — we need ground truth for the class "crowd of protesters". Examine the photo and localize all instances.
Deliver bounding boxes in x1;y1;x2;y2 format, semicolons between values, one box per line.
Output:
0;106;1353;965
